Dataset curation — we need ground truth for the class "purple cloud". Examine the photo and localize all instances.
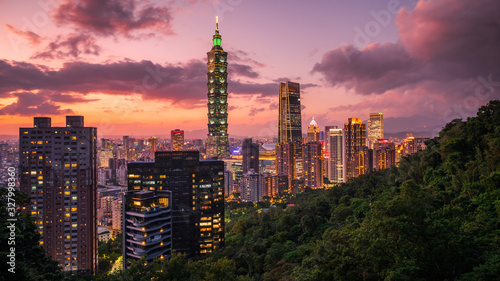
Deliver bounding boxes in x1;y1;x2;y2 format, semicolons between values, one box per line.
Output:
32;33;101;60
53;0;174;38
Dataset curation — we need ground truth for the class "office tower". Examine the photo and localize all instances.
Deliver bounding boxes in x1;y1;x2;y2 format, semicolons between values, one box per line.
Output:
278;81;302;153
127;148;136;162
148;137;158;154
242;138;259;174
374;144;396;170
276;142;294;191
240;169;262;203
402;136;429;156
326;128;345;183
19;116;97;274
263;175;288;198
368;113;384;149
206;17;229;159
303;141;324;189
223;170;233;197
123;136;130;148
111;200;123;232
358;146;373;175
171;129;184;151
99;149;113;168
344;118;366;180
123;190;172;268
116;145;127;160
306;118;320;143
127;151;224;257
323;125;337;177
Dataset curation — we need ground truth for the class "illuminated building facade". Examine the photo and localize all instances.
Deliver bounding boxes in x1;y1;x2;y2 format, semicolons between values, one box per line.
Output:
206;17;229;159
242;138;259;174
368;112;384;149
19;116;97;274
278;81;302;154
123;190;172;268
402;136;429;156
171;129;184;151
306;118;320;143
263;175;288;198
326;127;345;183
240;169;262;203
344;118;366;180
302;141;324;188
127;151;224;257
276;142;295;191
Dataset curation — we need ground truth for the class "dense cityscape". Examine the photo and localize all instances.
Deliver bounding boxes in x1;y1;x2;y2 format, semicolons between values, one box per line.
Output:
1;0;499;280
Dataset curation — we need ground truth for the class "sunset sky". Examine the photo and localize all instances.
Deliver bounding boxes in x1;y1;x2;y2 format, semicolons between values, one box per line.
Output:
1;0;499;139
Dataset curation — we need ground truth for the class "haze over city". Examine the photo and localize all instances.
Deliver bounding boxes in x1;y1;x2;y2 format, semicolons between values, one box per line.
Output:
1;0;498;139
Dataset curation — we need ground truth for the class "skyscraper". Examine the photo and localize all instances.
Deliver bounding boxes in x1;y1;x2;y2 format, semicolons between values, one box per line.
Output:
368;112;384;149
240;169;262;203
344;118;366;180
19;116;97;274
302;141;324;189
323;125;337;179
278;81;302;153
171;129;184;151
276;142;295;191
127;151;224;257
306;118;320;143
242;138;259;174
206;17;229;159
277;81;302;188
326;127;345;183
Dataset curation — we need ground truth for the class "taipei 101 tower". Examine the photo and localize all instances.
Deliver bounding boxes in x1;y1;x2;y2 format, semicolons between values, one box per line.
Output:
206;17;230;159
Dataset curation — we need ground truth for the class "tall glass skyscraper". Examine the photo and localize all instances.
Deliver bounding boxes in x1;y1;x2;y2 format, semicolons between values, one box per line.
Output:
368;112;384;149
206;17;229;159
344;118;366;180
278;81;302;151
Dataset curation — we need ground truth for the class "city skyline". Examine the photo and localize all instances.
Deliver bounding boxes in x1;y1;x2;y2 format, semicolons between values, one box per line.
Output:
1;0;499;139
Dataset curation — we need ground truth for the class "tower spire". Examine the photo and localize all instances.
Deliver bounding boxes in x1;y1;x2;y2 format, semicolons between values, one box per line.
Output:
216;16;219;30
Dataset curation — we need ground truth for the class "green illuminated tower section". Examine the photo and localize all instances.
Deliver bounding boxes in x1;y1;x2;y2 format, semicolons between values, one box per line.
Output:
206;17;229;159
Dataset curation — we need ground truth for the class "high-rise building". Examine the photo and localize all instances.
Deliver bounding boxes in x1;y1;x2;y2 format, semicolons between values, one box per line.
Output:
402;136;429;156
263;175;288;198
111;200;122;232
242;138;259;174
123;136;130;148
148;137;158;155
99;149;113;168
358;146;373;175
240;169;262;203
326;127;345;183
19;116;97;274
344;118;366;180
276;142;294;191
306;118;320;143
368;112;384;149
278;81;302;154
206;17;229;159
303;141;324;189
170;129;184;151
127;151;224;257
122;190;172;268
323;125;336;179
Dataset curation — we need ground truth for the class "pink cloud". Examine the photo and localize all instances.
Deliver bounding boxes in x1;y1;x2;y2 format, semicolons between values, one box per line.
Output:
53;0;174;38
4;24;42;45
312;0;500;114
